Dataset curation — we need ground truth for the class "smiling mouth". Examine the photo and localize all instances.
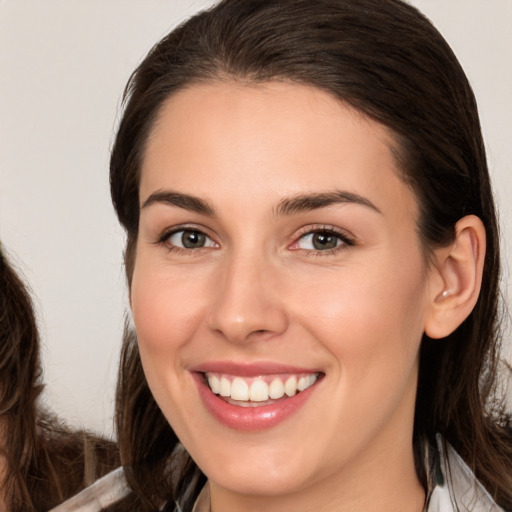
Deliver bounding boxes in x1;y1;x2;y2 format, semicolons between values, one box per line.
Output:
203;372;322;407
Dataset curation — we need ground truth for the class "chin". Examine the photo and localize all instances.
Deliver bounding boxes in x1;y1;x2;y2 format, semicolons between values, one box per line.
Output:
187;433;327;498
207;463;312;497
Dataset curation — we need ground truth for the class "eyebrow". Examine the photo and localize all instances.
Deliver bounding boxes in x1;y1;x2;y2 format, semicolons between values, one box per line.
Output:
141;190;215;216
141;189;381;217
276;191;382;216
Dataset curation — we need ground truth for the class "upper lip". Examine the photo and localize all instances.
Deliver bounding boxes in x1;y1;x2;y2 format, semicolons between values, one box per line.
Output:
189;361;322;377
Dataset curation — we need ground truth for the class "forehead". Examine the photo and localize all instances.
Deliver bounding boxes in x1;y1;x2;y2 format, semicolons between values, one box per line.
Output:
140;81;417;220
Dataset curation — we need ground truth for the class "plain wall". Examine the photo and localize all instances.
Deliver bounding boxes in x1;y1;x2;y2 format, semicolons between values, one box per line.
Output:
1;0;511;437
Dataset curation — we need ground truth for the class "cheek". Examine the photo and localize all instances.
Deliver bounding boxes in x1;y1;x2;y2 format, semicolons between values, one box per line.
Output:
293;253;428;377
130;260;208;362
129;260;215;422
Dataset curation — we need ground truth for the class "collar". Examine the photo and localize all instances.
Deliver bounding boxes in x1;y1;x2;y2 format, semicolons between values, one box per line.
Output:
426;435;504;512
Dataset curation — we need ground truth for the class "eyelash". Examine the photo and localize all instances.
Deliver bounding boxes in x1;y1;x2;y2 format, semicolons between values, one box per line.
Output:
154;224;355;256
289;225;355;257
155;225;218;255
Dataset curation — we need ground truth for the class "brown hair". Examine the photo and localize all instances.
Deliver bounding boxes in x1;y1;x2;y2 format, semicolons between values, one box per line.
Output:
0;246;119;511
109;0;512;509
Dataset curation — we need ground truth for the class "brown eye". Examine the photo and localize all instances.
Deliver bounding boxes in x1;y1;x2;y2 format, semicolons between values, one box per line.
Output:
167;229;216;249
182;230;206;248
311;232;339;250
296;230;349;251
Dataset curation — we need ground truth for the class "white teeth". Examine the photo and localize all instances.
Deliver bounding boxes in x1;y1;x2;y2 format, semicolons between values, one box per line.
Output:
230;377;249;401
297;376;309;391
284;376;297;397
249;379;269;402
219;376;231;397
208;374;220;394
297;374;315;391
269;378;285;399
206;372;319;402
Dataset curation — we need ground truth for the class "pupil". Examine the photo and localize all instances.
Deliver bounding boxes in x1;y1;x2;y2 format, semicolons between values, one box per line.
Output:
182;231;205;248
313;232;337;250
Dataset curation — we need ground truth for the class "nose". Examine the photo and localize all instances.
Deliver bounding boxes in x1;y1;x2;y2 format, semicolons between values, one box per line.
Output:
207;254;288;344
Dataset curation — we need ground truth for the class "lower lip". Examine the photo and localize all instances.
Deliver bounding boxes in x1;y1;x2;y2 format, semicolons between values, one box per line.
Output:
193;373;320;431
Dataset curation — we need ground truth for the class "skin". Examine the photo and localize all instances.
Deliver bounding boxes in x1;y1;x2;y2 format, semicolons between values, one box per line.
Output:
131;81;440;512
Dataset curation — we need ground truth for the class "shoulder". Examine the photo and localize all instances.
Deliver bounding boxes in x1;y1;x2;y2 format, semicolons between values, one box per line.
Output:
46;466;130;512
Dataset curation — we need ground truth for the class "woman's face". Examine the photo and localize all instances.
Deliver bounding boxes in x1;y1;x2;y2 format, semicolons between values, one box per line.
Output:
131;82;435;501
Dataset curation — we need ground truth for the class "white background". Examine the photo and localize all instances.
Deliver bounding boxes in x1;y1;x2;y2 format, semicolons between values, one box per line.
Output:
1;0;511;437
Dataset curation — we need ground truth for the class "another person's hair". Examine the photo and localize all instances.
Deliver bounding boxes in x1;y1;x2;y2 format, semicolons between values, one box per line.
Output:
0;246;119;511
109;0;512;509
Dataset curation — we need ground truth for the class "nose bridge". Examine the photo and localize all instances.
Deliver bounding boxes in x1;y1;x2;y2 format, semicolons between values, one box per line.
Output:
207;248;287;343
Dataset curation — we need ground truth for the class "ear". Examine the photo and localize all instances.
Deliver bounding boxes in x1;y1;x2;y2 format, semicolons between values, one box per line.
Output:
424;215;486;339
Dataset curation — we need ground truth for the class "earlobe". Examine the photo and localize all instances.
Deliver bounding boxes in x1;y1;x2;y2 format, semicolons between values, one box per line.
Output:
424;215;486;339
